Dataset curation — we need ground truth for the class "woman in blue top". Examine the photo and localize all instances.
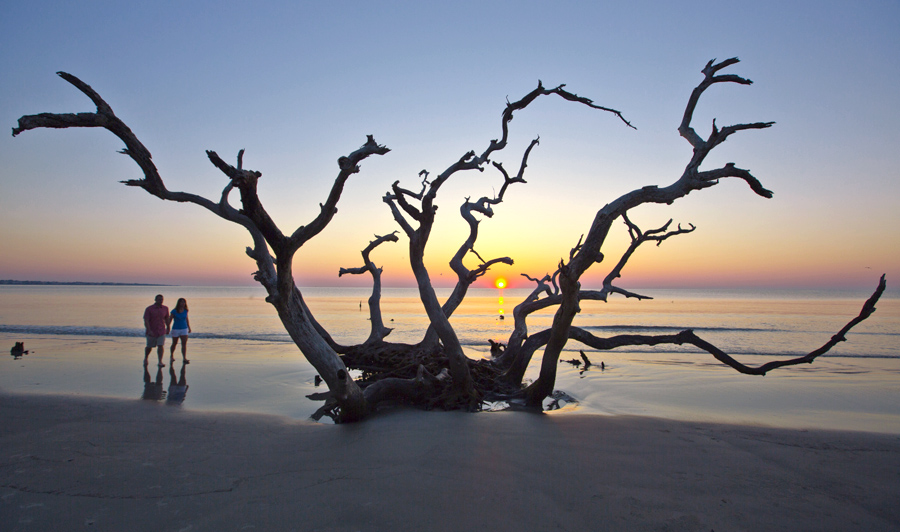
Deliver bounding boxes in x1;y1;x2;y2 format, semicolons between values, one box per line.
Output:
169;298;192;364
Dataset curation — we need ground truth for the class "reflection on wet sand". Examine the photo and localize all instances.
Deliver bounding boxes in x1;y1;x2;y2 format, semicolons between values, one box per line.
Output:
142;365;166;401
141;361;189;404
166;362;189;405
560;350;606;376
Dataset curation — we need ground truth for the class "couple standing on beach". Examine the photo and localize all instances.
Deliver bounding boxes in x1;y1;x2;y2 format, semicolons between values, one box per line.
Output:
143;294;191;367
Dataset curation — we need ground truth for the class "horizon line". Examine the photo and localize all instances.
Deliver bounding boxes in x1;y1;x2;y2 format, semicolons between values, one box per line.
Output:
2;278;893;296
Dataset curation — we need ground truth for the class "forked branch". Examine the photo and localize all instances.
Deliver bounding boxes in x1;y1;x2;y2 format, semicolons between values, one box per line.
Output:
523;58;776;405
504;275;886;385
601;215;696;300
339;232;400;344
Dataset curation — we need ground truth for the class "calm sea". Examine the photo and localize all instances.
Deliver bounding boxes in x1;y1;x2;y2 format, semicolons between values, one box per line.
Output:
1;285;898;432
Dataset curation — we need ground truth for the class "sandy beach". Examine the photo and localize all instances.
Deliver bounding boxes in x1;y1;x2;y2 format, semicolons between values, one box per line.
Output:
2;392;899;532
3;285;899;433
2;286;899;529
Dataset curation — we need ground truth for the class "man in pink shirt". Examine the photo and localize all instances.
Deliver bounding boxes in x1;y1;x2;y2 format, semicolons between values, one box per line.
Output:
143;294;170;367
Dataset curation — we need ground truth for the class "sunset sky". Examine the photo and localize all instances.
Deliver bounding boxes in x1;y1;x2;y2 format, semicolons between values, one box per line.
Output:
1;1;898;293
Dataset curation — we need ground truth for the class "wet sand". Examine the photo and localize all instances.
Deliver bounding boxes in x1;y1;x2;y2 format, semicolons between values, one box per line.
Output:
4;332;900;434
2;392;899;531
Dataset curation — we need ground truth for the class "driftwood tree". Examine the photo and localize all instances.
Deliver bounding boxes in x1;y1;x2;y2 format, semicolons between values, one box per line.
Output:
14;58;885;421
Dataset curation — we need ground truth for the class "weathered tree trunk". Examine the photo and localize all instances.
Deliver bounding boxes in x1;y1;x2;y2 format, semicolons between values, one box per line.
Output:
275;286;369;420
421;200;516;349
408;233;477;402
523;266;582;405
11;72;391;420
15;61;885;421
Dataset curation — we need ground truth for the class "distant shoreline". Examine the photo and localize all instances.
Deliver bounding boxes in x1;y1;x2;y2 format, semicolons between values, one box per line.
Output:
0;280;174;286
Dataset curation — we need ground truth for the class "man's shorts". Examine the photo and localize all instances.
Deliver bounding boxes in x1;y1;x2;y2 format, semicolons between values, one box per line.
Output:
146;334;166;348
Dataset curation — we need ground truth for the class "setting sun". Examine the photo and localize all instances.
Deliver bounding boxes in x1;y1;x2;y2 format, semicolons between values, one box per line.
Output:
495;277;507;289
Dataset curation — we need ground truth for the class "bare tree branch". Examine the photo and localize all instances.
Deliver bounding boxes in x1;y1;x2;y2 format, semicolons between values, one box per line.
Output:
206;150;285;250
382;190;417;236
490;137;538;202
682;274;887;374
16;63;883;421
600;214;695;298
389;179;426;223
499;211;697;375
288;135;390;253
696;163;773;198
679;57;753;149
503;276;885;385
418;140;534;348
339;232;400;344
523;58;776;405
13;71;389;421
381;80;634;404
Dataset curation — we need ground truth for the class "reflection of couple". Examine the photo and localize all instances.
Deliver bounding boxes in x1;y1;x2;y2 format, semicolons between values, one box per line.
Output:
166;362;189;405
141;360;189;404
143;295;192;367
142;365;166;401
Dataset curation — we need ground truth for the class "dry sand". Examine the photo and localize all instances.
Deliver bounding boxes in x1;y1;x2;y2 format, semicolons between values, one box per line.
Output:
1;393;898;531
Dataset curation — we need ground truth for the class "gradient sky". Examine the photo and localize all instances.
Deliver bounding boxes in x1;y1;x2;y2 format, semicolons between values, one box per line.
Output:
1;1;898;293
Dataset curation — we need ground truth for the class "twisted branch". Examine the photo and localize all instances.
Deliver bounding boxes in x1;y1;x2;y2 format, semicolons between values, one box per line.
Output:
339;232;400;344
503;275;886;384
14;71;390;419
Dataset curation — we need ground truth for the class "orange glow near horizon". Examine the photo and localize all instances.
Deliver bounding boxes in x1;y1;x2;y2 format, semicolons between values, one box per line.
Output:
495;277;507;289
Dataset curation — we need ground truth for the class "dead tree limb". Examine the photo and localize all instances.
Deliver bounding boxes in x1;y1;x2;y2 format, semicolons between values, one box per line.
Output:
13;72;389;421
501;275;885;388
17;63;881;419
496;216;693;374
523;58;775;406
680;274;886;374
339;232;400;345
384;81;632;406
601;214;695;300
420;138;539;348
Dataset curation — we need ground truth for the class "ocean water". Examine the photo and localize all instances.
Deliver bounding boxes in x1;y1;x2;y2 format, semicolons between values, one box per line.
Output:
1;285;898;432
